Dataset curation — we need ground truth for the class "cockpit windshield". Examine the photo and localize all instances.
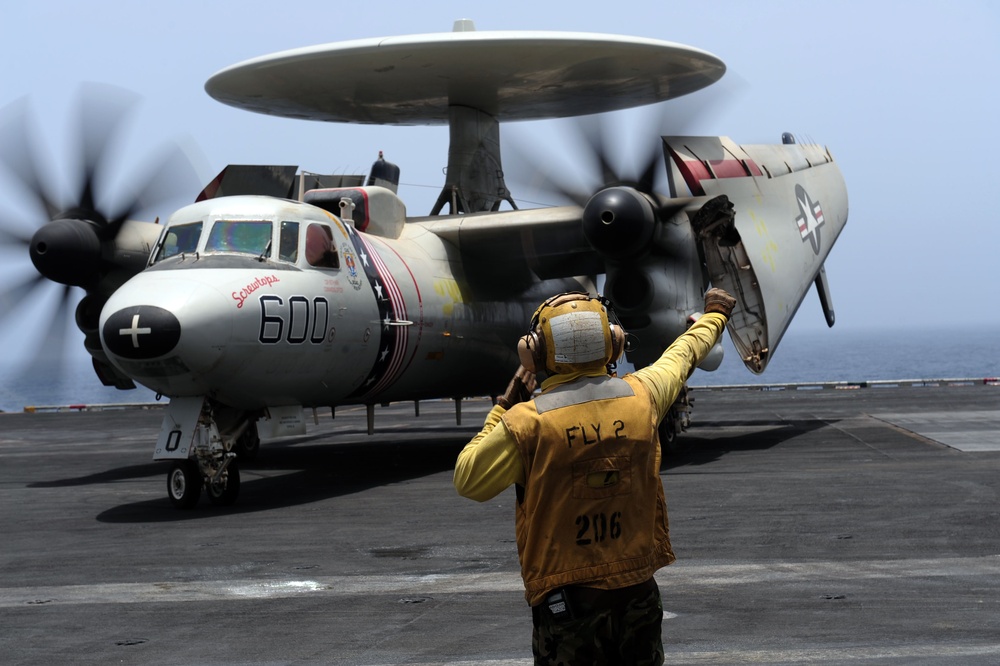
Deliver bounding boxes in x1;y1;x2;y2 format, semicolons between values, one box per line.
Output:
155;221;203;261
205;220;273;256
152;217;308;266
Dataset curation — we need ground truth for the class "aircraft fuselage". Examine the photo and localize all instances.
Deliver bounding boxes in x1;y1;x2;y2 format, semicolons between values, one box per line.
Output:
99;195;580;409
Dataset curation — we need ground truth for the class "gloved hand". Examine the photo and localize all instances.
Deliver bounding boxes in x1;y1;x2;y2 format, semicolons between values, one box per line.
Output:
497;365;537;410
704;287;736;317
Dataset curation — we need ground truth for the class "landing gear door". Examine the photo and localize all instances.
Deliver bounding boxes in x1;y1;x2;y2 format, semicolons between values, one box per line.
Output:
155;396;206;460
261;405;306;438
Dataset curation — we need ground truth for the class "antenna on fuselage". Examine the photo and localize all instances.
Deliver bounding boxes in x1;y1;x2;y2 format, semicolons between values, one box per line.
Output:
367;150;401;193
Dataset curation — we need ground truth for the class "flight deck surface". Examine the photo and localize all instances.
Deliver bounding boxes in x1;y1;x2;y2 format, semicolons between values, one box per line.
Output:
1;382;998;664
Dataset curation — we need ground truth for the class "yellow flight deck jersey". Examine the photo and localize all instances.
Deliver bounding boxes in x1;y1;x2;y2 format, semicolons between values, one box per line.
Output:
454;313;727;606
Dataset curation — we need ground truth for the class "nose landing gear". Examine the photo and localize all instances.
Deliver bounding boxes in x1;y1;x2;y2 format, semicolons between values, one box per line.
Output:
157;397;258;509
206;453;240;506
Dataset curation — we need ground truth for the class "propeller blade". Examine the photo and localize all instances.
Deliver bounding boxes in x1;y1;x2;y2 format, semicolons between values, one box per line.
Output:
6;284;79;404
104;140;202;238
0;98;60;219
73;84;140;220
499;132;593;207
634;139;661;195
0;85;201;392
0;220;33;248
31;283;76;369
0;272;47;316
504;71;747;207
577;114;620;187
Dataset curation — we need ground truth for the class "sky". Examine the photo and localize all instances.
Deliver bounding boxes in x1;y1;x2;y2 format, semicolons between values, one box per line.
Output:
0;0;998;394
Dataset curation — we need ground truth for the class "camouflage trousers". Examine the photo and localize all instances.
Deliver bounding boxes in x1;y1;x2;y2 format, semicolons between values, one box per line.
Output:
530;579;664;666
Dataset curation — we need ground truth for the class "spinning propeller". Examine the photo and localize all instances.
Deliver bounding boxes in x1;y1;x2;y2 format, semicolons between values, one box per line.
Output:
0;85;200;378
504;81;742;263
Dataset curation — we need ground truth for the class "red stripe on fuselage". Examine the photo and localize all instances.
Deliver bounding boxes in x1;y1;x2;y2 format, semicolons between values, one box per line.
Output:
377;239;425;379
354;188;371;233
358;235;406;395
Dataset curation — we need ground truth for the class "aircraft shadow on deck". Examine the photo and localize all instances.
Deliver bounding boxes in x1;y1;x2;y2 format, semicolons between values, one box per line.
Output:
663;418;833;469
30;414;834;522
29;462;165;488
94;434;470;523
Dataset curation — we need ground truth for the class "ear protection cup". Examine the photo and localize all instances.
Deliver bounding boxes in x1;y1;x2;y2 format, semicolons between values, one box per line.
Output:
517;292;627;374
609;323;626;364
517;331;546;374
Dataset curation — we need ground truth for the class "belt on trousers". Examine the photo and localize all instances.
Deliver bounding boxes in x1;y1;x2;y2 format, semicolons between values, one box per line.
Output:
540;578;658;618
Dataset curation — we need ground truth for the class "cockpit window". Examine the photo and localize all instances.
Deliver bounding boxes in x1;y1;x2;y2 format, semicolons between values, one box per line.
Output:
279;221;299;263
305;224;340;269
155;221;203;261
205;220;273;256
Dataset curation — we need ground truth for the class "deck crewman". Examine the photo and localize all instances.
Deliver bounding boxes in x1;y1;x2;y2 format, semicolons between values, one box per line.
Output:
455;287;736;665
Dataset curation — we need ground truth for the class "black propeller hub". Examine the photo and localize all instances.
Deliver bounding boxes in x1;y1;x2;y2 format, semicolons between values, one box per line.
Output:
582;187;656;261
29;218;103;288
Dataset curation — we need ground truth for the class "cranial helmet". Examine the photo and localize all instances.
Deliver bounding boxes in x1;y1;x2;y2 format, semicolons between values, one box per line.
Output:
517;292;626;375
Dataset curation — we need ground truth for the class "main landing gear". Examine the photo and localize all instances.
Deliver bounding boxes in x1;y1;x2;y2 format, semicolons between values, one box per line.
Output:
658;385;693;453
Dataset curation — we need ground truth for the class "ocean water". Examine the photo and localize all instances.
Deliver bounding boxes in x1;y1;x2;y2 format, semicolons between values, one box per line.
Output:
0;326;997;413
691;325;1000;387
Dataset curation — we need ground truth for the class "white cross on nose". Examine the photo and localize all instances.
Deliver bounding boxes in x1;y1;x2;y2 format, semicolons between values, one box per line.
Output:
119;314;152;348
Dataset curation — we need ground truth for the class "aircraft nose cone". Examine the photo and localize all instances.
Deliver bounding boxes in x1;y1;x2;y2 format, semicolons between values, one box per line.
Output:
102;306;182;359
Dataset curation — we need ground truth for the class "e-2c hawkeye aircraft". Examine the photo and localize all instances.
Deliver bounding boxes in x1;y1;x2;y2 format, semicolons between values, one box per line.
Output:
0;21;847;508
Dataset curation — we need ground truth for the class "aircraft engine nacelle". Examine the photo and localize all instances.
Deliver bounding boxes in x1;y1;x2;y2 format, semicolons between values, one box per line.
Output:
29;218;103;288
112;220;163;274
29;217;161;292
604;208;722;370
29;216;163;390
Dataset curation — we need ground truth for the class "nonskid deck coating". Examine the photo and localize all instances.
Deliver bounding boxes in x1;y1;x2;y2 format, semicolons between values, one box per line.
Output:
0;383;997;665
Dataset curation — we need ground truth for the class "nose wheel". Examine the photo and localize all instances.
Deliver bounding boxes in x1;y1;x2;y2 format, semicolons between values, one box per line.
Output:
166;457;241;509
206;461;241;506
167;460;203;509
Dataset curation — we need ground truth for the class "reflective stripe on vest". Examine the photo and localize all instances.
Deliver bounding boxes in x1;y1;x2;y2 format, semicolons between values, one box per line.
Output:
533;376;635;414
